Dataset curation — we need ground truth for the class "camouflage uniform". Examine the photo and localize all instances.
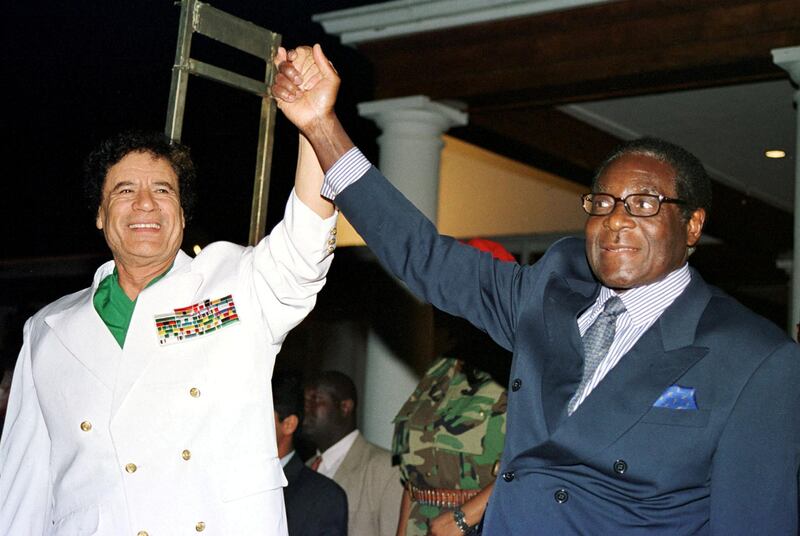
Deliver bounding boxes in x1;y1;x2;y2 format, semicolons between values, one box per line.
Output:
392;357;507;536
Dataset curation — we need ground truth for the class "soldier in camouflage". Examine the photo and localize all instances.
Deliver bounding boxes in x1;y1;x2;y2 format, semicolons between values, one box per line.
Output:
392;357;507;536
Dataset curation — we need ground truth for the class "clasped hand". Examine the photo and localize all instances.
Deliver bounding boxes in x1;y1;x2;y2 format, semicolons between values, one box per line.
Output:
271;44;339;134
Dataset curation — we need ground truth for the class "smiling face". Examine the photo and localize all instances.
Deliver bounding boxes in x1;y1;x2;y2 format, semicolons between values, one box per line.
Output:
585;153;705;290
96;151;185;274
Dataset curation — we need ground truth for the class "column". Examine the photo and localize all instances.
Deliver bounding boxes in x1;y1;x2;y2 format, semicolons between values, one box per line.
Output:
773;46;800;338
357;96;467;448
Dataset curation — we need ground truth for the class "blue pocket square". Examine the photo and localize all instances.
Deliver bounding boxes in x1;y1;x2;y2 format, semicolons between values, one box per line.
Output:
653;385;697;410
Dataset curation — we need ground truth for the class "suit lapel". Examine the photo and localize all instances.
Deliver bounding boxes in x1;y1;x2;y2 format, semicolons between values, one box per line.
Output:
45;260;120;390
540;274;598;433
111;251;203;417
544;270;712;461
333;432;366;490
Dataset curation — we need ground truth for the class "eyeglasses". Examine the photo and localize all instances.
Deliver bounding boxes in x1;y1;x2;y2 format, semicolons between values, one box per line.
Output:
581;193;687;217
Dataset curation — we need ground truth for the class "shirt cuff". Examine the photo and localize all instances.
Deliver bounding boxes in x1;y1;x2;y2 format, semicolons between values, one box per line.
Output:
321;147;372;201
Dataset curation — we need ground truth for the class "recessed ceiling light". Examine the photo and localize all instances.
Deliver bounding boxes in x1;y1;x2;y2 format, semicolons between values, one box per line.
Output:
765;149;786;159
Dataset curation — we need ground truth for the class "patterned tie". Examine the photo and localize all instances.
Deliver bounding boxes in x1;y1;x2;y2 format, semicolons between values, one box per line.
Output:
568;296;626;414
310;454;323;472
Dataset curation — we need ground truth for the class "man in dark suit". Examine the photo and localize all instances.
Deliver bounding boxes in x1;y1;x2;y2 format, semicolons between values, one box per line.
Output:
272;45;800;534
273;371;348;536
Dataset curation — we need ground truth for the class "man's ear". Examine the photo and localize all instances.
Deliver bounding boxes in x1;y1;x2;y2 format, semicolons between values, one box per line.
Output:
96;207;105;230
339;399;354;417
686;208;705;247
280;414;299;435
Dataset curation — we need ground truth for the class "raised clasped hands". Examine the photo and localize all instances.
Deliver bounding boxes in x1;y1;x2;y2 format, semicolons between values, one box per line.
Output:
272;44;339;135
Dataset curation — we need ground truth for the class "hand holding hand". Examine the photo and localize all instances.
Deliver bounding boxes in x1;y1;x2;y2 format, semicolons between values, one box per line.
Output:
271;44;339;135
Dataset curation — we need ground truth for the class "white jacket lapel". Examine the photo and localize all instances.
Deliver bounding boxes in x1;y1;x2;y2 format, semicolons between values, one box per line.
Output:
45;260;120;390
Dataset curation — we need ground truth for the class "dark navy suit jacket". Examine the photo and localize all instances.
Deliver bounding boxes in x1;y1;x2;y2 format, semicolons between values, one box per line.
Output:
283;452;348;536
336;166;800;535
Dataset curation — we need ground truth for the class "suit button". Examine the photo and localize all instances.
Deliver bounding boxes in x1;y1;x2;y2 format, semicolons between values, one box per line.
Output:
189;387;201;398
554;489;569;503
195;521;206;532
511;378;522;391
125;463;137;473
613;459;628;475
80;421;92;432
182;449;192;461
502;471;515;482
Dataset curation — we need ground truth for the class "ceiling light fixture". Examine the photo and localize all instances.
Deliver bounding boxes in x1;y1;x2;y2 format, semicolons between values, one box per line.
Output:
765;149;786;159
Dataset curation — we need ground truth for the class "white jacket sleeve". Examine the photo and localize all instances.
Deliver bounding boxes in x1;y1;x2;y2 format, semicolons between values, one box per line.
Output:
0;317;52;534
247;188;337;342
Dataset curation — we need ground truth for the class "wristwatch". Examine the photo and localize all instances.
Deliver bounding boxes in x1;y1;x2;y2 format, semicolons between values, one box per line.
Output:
452;507;470;534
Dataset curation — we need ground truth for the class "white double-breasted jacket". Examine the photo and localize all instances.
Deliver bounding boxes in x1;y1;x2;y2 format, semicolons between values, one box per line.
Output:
0;190;337;535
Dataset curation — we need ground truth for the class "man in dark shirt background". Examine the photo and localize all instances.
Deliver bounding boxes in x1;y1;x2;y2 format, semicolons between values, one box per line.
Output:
273;371;348;536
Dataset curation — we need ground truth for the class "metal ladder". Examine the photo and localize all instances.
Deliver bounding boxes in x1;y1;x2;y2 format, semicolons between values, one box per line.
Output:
166;0;281;246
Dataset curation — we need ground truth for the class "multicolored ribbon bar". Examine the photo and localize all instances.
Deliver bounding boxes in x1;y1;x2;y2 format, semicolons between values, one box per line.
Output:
155;294;239;345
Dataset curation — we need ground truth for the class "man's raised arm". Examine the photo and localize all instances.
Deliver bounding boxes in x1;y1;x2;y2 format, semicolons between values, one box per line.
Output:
271;44;519;353
294;132;334;218
272;45;353;174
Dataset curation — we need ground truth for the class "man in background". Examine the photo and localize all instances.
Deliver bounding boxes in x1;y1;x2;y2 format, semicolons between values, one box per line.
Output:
273;371;348;536
303;370;403;536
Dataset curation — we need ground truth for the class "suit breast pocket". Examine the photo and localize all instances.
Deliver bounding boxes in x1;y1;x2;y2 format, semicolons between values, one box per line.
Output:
639;407;710;428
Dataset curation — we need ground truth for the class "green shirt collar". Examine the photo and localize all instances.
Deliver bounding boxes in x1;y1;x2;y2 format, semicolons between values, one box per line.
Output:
93;264;172;348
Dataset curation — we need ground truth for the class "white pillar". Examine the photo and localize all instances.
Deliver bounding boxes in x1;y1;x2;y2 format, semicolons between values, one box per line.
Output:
359;95;468;219
357;96;467;448
773;46;800;338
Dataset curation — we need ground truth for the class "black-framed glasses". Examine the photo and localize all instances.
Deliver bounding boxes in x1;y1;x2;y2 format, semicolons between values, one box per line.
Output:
581;193;687;217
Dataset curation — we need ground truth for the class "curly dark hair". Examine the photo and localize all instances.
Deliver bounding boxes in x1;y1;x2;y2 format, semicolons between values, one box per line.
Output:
592;137;712;222
83;130;197;221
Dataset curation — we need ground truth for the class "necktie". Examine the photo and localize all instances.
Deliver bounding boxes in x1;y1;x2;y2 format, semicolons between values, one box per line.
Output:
568;295;626;414
310;454;323;471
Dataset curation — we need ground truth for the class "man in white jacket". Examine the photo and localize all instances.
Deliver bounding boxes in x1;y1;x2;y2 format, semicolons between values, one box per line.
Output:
0;129;336;535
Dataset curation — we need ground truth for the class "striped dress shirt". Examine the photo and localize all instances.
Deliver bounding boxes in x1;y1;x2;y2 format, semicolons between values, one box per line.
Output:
571;265;691;410
321;147;371;200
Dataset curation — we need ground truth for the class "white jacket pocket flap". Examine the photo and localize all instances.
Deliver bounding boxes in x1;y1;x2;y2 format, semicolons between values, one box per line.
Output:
221;455;287;502
49;504;99;535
